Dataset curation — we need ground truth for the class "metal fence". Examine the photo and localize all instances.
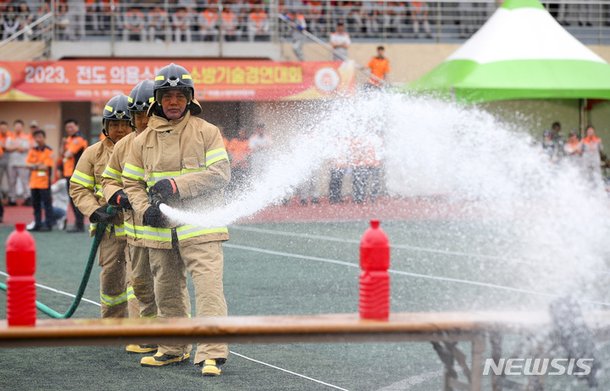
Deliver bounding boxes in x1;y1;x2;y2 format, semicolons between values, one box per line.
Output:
0;0;609;47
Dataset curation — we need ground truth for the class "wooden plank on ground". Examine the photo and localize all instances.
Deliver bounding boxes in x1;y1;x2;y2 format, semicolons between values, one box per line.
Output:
0;312;608;348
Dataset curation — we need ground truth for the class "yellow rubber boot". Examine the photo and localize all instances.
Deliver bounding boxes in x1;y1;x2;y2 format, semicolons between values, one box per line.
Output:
202;359;222;376
141;352;190;367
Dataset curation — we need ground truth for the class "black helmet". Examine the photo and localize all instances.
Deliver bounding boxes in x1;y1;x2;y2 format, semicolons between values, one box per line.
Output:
128;80;154;113
151;63;201;117
153;63;194;102
102;94;132;136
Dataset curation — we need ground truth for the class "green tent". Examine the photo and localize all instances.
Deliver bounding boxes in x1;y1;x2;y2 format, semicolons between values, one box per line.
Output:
409;0;610;102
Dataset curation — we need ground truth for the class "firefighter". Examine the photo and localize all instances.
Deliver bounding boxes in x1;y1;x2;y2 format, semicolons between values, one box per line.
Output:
70;95;137;320
101;81;189;354
122;63;230;376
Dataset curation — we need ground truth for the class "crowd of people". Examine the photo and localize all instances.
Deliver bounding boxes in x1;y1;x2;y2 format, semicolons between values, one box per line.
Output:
542;121;608;185
3;1;608;43
0;118;89;230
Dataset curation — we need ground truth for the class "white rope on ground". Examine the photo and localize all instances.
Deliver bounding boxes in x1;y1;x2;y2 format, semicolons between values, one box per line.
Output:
230;225;610;275
224;243;610;308
230;351;350;391
0;270;351;390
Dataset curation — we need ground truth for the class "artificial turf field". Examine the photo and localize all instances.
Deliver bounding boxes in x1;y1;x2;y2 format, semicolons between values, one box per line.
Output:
0;219;609;391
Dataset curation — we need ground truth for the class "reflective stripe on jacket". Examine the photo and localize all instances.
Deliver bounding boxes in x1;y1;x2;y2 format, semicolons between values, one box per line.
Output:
122;110;231;249
69;138;124;238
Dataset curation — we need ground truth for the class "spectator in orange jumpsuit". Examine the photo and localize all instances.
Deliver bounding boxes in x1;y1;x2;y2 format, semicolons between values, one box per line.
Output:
366;45;390;90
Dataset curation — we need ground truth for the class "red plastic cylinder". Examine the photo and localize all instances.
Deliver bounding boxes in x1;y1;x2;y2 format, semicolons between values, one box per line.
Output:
359;220;390;321
6;223;37;326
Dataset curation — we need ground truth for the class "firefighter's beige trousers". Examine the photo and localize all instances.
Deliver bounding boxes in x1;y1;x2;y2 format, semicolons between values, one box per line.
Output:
148;240;228;364
98;233;138;318
128;244;157;318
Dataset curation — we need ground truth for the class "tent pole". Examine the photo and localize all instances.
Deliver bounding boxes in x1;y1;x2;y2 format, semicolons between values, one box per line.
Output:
579;99;587;138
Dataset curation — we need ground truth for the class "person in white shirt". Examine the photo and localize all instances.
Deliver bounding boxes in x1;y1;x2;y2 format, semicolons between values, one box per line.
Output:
329;21;351;61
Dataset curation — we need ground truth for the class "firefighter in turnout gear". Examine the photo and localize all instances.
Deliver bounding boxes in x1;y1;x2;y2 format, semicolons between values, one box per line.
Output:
70;95;138;321
123;63;230;376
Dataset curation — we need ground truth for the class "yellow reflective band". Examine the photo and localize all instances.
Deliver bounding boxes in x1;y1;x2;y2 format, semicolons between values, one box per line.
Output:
100;290;130;307
70;170;95;189
102;166;122;183
123;163;145;181
124;222;172;242
155;75;164;81
182;74;192;79
104;105;113;112
127;286;136;301
205;148;229;167
127;96;134;103
176;225;228;241
145;167;205;187
114;224;125;237
148;97;155;103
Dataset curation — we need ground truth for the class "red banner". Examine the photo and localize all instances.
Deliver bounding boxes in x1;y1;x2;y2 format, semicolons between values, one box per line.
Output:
0;60;356;102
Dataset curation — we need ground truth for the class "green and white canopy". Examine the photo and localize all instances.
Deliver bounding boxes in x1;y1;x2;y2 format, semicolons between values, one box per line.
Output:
409;0;610;102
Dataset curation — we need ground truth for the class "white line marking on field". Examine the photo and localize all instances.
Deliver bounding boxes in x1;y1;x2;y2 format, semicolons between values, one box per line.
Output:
230;225;610;276
224;243;610;307
230;351;350;391
0;270;100;306
0;270;350;390
375;370;441;391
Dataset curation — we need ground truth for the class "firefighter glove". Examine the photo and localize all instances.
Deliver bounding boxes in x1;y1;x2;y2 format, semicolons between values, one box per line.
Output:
90;205;114;223
109;189;132;210
143;206;168;228
150;178;179;203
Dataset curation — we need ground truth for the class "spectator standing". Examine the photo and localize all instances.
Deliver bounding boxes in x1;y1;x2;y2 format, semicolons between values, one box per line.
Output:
329;21;351;61
148;5;169;42
62;119;88;232
51;178;69;230
172;7;192;42
220;7;238;41
286;11;307;61
67;0;86;40
18;2;33;40
563;131;582;159
123;6;146;41
25;129;54;231
248;7;269;41
5;120;32;206
198;6;218;41
0;121;11;202
226;129;251;196
410;1;432;38
55;2;70;40
2;4;21;40
542;121;564;163
366;45;390;89
581;125;604;184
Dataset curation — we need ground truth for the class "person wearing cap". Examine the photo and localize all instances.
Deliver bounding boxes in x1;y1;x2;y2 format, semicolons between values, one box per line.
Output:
101;80;190;355
122;63;230;376
70;95;137;320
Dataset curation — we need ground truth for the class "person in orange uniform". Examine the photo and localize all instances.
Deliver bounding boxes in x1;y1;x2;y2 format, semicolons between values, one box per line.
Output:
25;129;55;231
367;45;390;90
62;119;88;232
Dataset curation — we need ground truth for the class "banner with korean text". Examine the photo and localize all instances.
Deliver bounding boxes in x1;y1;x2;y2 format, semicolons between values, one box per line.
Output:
0;60;356;102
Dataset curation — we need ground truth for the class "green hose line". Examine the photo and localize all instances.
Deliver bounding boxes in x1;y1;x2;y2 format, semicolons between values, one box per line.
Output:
1;207;115;319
